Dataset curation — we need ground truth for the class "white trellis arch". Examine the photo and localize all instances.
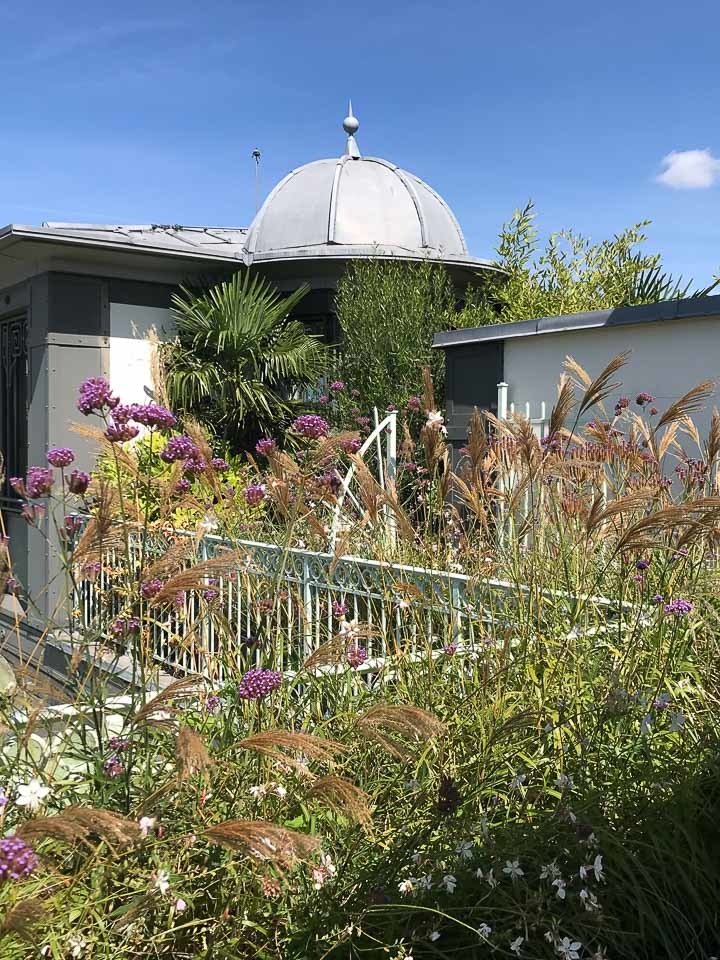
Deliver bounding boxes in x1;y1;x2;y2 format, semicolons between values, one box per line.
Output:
328;407;397;551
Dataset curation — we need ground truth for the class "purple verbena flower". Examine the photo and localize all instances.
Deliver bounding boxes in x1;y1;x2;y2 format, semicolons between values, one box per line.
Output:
128;403;177;431
141;578;163;600
103;756;124;778
77;377;119;416
175;478;191;494
318;395;329;405
237;668;282;701
183;456;207;475
329;380;345;392
202;578;219;602
244;483;267;506
406;396;421;412
25;467;55;499
292;414;330;440
174;591;186;608
400;461;417;472
635;559;650;571
160;435;199;463
104;422;140;443
211;457;230;472
332;600;348;618
255;438;276;456
107;736;130;752
68;470;90;495
386;404;398;413
340;437;362;454
356;416;371;431
651;593;664;604
347;645;368;668
663;599;694;617
0;836;38;882
205;695;222;714
444;643;458;656
672;548;689;560
46;447;75;468
636;392;655;406
63;514;84;537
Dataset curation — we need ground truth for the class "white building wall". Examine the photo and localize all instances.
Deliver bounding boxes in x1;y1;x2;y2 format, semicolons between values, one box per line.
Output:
109;303;172;406
503;315;720;456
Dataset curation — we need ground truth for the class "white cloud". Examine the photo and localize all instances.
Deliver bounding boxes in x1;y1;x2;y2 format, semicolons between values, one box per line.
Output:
656;149;720;189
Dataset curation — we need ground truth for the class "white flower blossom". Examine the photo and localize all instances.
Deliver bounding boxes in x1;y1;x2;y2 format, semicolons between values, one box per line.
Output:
398;878;415;894
478;922;492;937
339;618;361;640
426;410;447;434
669;711;685;732
249;785;267;800
540;861;561;880
592;854;604;882
475;866;498;887
455;840;474;861
174;897;187;913
556;937;582;959
272;784;288;799
554;772;574;791
552;878;567;899
441;874;457;894
510;773;527;790
503;859;524;880
154;870;171;895
510;936;524;955
67;936;87;958
418;874;433;891
429;931;441;941
138;816;156;837
580;887;601;911
15;779;51;812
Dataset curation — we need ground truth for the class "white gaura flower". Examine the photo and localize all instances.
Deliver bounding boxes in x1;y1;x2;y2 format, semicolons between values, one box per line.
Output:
540;861;561;880
669;710;685;732
503;860;524;880
580;887;601;911
455;840;474;861
15;779;51;812
556;936;582;959
478;923;492;937
429;931;441;941
441;874;456;894
272;784;288;799
398;878;415;894
592;854;604;882
418;874;433;891
510;936;524;955
476;866;497;887
249;785;267;800
199;513;219;533
552;878;567;899
138;816;156;837
426;410;447;434
554;772;574;791
67;935;87;958
154;870;171;895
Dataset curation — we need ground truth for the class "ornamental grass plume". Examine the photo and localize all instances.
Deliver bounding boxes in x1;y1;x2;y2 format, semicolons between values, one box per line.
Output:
307;776;373;827
0;897;48;939
132;675;204;725
18;806;140;847
176;727;213;781
356;704;445;759
235;729;346;769
205;819;320;869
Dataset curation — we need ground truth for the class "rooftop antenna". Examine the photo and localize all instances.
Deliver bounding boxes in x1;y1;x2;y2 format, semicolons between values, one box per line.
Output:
252;148;261;212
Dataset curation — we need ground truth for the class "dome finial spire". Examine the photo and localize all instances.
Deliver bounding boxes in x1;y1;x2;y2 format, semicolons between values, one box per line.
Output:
342;100;361;158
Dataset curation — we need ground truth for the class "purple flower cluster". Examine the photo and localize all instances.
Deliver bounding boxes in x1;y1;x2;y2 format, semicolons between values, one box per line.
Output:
347;645;368;668
614;396;631;417
11;467;55;499
318;395;329;405
400;461;417;472
385;404;398;413
46;447;75;468
141;578;163;600
205;695;222;714
211;457;230;472
111;616;141;636
244;483;267;506
63;514;84;537
108;736;130;752
635;559;650;571
292;414;330;440
161;435;199;463
128;403;177;430
406;396;421;412
68;470;90;495
340;437;362;454
202;578;219;602
444;643;458;656
175;478;191;494
237;668;282;701
332;600;348;618
183;456;207;475
329;380;345;392
636;392;655;406
0;836;38;882
663;599;694;617
103;756;124;778
356;416;371;432
315;472;341;495
77;377;120;416
255;438;276;456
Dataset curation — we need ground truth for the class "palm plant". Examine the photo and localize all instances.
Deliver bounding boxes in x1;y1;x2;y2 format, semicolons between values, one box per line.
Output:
164;272;326;450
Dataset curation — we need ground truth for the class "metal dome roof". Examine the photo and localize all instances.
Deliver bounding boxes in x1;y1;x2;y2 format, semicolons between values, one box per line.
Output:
243;106;494;273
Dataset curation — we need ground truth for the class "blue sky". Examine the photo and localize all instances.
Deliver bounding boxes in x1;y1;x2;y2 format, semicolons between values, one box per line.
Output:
3;0;719;284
